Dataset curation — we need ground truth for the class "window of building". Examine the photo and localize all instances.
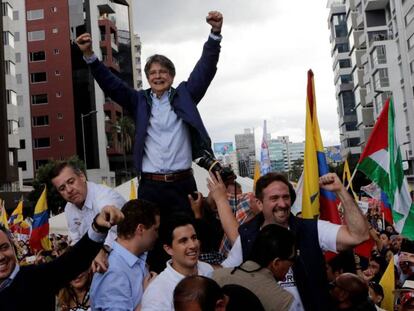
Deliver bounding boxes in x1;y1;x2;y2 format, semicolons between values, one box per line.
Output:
31;94;48;105
52;28;58;34
59;135;64;141
33;137;50;149
6;90;17;105
32;115;49;127
7;120;18;135
26;9;44;21
56;91;62;97
28;30;45;42
3;31;15;48
409;33;414;51
18;117;24;127
17;95;23;106
53;48;60;54
55;70;60;76
18;161;27;171
57;113;63;119
51;7;58;13
12;10;18;20
339;59;352;68
9;151;14;166
2;3;13;19
16;74;22;84
411;61;414;75
4;60;16;76
35;159;48;170
29;51;46;62
15;52;21;63
19;139;25;149
30;72;47;83
14;31;19;42
405;5;414;27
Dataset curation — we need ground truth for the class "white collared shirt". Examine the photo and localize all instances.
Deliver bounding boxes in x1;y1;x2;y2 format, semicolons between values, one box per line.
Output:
65;182;126;247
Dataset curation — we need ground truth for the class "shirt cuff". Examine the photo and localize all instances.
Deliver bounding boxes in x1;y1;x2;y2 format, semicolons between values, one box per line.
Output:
209;32;222;41
87;226;106;243
83;54;98;64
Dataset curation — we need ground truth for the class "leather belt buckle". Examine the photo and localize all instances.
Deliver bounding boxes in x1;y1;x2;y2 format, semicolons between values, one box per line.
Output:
164;174;175;182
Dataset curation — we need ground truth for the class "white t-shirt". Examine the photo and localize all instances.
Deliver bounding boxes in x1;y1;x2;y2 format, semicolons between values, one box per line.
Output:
65;181;126;247
222;220;340;311
141;260;214;311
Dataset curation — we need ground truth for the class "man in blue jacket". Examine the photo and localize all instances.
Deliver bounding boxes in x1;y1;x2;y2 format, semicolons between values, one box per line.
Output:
76;11;223;222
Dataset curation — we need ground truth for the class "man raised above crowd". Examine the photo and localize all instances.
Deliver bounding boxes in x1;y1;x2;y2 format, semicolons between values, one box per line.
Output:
222;172;369;311
75;11;223;220
50;161;126;272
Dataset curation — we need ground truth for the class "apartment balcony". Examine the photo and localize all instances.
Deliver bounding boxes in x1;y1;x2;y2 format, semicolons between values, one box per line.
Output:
356;104;374;127
359;126;373;145
364;0;389;11
354;86;367;107
352;68;364;88
350;48;365;68
347;11;359;32
97;3;115;15
356;14;364;29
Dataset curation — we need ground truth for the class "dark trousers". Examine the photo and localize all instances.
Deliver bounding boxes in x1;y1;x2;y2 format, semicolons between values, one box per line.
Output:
138;175;197;272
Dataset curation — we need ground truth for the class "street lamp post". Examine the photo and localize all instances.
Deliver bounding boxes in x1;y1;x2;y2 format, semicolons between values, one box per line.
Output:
81;110;97;170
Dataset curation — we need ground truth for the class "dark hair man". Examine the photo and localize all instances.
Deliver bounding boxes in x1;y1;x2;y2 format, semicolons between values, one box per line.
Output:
50;161;126;273
0;206;124;311
174;275;227;311
90;200;160;311
214;224;295;310
75;11;223;221
141;215;213;311
222;172;369;311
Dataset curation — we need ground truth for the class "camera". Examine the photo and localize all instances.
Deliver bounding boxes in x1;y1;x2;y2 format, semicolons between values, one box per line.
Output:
195;151;236;184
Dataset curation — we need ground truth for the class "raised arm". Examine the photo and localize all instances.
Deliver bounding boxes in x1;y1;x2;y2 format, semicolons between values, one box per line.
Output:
319;173;369;251
207;171;239;244
76;33;137;113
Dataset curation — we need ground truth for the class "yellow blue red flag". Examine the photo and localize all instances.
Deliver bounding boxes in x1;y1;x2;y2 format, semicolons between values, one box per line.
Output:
130;179;137;200
0;199;9;230
302;70;341;223
29;187;52;252
9;199;24;226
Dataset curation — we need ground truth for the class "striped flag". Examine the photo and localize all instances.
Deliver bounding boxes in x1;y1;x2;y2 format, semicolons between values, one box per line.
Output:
342;159;358;200
357;98;414;239
260;120;271;176
29;187;52;252
9;199;24;226
301;70;341;223
130;179;137;200
0;199;9;229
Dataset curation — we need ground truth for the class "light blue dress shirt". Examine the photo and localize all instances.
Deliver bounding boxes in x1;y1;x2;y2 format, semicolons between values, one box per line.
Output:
141;90;192;173
90;241;148;311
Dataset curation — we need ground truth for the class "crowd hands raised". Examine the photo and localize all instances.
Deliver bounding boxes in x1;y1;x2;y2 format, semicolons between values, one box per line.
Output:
3;9;414;311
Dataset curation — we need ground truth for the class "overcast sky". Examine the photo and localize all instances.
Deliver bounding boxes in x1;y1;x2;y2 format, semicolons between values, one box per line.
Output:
132;1;339;149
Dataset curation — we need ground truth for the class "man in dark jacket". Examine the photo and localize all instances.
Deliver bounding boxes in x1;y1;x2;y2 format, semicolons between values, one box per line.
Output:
222;172;370;311
0;206;123;311
75;11;223;219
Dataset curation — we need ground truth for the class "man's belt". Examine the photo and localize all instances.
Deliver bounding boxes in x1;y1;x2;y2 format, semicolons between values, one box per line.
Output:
141;169;193;183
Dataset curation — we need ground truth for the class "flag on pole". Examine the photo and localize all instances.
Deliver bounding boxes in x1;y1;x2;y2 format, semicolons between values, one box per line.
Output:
130;179;137;200
342;159;358;200
260;120;271;176
357;98;414;239
9;199;24;226
0;199;9;230
29;187;52;252
301;70;341;224
379;256;395;311
253;161;261;191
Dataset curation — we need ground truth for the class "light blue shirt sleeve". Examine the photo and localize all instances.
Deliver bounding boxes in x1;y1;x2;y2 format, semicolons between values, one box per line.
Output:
90;270;135;311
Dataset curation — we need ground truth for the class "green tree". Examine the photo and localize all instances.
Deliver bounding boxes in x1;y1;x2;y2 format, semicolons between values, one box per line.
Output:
116;116;135;178
28;156;85;216
289;158;304;182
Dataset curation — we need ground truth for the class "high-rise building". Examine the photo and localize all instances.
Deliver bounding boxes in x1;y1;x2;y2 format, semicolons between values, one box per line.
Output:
1;1;20;191
269;136;304;173
328;0;414;179
5;0;140;186
235;128;256;178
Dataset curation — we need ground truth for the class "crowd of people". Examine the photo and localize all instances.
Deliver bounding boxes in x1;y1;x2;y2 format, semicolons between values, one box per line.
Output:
2;9;414;311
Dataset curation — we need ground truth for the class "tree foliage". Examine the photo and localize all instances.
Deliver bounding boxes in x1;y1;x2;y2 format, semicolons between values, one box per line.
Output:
289;158;303;182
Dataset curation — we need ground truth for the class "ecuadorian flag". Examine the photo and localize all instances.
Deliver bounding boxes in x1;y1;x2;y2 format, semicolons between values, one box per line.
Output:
9;199;23;226
29;187;52;252
302;70;341;224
